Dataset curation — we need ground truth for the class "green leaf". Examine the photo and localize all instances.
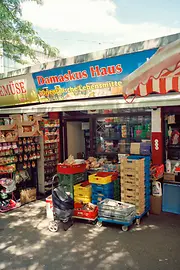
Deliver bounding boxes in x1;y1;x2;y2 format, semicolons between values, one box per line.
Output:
0;0;59;65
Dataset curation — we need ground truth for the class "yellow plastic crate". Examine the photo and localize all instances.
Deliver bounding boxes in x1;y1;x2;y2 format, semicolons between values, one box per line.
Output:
74;191;91;198
89;173;113;185
74;196;91;204
74;182;92;196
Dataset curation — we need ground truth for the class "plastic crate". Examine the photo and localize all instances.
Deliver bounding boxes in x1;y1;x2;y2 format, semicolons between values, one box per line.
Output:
57;163;86;174
58;173;85;186
89;172;118;185
62;185;74;198
74;181;92;197
128;155;151;164
98;199;136;216
162;183;180;214
91;182;113;193
74;203;98;219
74;196;91;204
92;193;113;203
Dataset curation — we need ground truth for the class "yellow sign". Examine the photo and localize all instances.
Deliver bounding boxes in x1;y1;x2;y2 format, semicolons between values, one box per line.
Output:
0;74;39;107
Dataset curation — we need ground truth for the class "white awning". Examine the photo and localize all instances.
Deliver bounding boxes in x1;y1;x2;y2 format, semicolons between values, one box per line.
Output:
122;39;180;97
0;93;180;114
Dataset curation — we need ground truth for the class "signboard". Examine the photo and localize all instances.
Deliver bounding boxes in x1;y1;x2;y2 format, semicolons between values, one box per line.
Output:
32;48;157;103
0;74;39;107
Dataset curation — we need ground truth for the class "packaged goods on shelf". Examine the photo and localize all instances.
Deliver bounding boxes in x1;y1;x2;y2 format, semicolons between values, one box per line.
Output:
0;164;16;173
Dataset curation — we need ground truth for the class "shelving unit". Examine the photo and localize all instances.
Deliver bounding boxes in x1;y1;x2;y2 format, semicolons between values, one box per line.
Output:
96;115;151;157
38;119;60;194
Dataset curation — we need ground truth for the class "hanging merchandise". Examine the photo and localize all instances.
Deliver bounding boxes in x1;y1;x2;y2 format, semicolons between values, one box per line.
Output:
152;181;162;197
171;130;180;145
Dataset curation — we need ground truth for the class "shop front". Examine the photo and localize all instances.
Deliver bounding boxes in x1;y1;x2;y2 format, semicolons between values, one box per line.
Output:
0;36;179;226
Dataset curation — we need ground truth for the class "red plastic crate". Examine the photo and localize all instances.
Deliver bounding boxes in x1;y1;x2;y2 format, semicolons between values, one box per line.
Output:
73;203;98;219
57;163;86;174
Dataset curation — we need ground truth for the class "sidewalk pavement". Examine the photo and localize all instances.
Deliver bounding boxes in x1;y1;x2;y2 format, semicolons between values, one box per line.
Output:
0;200;180;270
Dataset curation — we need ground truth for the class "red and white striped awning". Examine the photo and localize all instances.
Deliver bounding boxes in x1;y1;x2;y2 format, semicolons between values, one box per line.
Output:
123;39;180;97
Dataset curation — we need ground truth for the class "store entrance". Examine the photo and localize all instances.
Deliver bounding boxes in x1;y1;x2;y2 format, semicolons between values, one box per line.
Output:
67;121;86;159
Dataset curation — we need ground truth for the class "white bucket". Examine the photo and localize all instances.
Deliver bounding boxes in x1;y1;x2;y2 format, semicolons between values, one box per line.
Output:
46;195;53;219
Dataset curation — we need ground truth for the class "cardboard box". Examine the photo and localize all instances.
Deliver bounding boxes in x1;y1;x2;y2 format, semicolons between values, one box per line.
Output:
164;173;175;181
130;143;140;155
20;188;36;205
150;195;162;215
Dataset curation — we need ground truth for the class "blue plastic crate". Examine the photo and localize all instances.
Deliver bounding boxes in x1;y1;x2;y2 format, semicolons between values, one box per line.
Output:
92;182;113;193
92;200;98;205
162;183;180;215
92;189;114;198
92;193;113;203
128;155;151;163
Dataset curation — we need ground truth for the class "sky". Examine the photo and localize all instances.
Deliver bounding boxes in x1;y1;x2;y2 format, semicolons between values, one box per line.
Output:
22;0;180;57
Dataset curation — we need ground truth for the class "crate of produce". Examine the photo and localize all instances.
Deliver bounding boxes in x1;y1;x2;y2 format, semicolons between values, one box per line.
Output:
57;163;86;174
58;173;85;186
74;202;98;220
89;172;118;185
